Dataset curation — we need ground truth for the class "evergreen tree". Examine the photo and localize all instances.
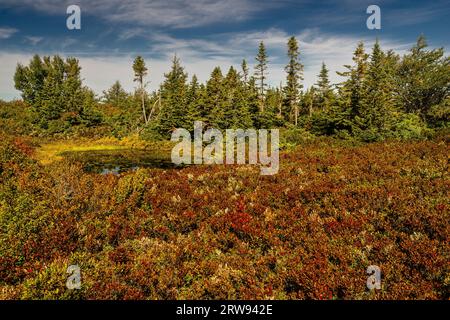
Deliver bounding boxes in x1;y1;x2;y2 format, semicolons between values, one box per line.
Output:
13;33;448;139
132;56;148;124
397;35;450;120
263;86;284;127
41;55;65;121
254;41;268;112
246;76;262;128
102;81;129;107
358;40;397;140
205;67;224;127
155;55;188;136
14;54;46;108
64;57;85;116
241;59;249;84
310;42;369;137
102;81;141;137
302;86;317;117
284;36;303;125
14;54;95;127
224;66;253;128
185;75;203;126
316;62;333;110
336;41;369;120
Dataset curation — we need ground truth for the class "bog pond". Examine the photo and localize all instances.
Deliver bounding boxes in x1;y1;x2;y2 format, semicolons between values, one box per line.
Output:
60;149;185;174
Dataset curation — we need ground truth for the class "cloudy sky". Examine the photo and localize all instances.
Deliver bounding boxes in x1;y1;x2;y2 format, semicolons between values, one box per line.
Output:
0;0;449;100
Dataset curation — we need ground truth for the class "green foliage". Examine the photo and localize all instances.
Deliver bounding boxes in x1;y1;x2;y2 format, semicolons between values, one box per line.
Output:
356;41;398;138
315;62;334;111
336;41;369;121
279;127;314;149
0;100;36;135
19;258;84;299
397;35;450;119
100;82;142;138
13;55;101;130
284;36;303;125
102;81;129;107
132;56;149;124
241;59;249;83
389;113;431;140
5;34;449;142
211;66;253;129
132;56;148;84
254;41;269;108
154;55;189;137
426;94;450;128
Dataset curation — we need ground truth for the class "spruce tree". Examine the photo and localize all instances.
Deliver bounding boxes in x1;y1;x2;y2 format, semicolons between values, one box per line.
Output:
185;75;203;126
15;54;89;126
284;36;303;125
241;59;249;84
397;35;450;120
224;66;253;128
263;86;284;126
302;86;317;117
359;40;397;140
40;56;65;121
205;67;224;127
156;55;188;136
316;62;333;111
336;41;369;120
316;42;369;137
132;56;148;124
247;76;262;128
254;41;268;112
14;54;46;108
102;81;129;107
64;57;84;116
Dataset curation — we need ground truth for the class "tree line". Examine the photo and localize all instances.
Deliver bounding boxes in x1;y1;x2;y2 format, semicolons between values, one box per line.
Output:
13;35;449;141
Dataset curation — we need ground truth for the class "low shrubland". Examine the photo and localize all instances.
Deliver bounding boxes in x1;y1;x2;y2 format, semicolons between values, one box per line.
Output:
0;133;447;299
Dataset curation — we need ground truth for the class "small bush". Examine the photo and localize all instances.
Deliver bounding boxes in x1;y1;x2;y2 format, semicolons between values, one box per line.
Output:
280;127;315;149
388;113;431;140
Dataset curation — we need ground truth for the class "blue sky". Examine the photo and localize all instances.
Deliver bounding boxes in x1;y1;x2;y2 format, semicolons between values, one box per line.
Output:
0;0;449;100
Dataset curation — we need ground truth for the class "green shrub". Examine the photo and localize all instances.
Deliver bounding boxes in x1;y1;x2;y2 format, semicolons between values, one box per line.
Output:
389;113;432;140
279;127;315;149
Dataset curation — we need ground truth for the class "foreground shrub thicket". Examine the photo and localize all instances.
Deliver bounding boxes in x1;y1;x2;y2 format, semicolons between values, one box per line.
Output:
0;133;448;299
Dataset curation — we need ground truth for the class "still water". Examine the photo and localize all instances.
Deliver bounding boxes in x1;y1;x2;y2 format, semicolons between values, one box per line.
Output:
60;149;185;174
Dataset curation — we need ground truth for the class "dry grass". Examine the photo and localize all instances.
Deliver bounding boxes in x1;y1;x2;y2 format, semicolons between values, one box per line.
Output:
33;135;175;165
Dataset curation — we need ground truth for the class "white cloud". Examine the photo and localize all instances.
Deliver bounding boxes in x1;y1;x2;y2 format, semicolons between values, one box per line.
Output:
1;0;275;29
0;52;29;100
25;36;44;45
118;28;146;41
0;27;18;39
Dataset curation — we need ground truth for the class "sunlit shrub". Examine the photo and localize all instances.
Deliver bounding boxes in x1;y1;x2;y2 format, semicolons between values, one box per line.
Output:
0;133;448;299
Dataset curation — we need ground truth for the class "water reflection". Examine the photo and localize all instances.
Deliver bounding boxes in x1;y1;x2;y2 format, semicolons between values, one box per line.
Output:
60;149;186;174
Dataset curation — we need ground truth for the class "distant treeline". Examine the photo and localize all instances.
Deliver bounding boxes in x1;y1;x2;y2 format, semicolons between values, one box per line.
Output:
10;35;450;141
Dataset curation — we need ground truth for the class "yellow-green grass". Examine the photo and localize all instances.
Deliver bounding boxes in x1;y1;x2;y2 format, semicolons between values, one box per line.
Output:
35;140;127;165
34;135;175;165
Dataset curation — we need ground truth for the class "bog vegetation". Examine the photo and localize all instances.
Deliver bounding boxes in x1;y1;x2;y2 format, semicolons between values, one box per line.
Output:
0;35;449;299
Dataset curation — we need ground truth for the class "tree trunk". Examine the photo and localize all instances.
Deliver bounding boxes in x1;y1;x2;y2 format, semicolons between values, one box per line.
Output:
260;79;265;113
141;82;147;124
294;103;298;126
148;92;160;122
278;82;282;117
